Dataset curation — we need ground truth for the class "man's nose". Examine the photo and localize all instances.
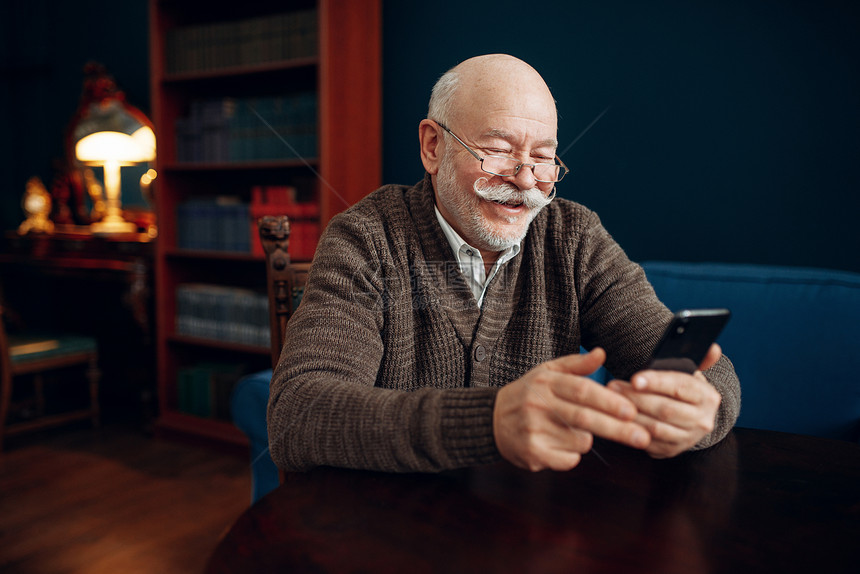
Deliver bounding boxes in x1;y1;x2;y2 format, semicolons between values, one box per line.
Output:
502;163;537;190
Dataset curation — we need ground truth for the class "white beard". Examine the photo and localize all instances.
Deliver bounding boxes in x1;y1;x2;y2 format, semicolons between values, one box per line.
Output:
435;157;553;252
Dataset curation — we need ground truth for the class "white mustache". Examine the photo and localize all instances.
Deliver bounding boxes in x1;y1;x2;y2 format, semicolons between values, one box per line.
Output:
473;178;554;210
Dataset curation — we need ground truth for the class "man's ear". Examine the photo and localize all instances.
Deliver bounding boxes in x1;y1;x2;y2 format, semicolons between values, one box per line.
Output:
419;119;443;175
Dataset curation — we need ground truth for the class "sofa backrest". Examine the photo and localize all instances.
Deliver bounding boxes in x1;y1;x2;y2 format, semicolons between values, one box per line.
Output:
642;261;860;442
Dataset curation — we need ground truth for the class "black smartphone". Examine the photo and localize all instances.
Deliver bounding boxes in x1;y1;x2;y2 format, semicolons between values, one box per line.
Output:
647;309;731;373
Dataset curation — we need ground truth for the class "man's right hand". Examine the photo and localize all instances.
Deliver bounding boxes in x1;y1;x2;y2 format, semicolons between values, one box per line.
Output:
492;348;651;471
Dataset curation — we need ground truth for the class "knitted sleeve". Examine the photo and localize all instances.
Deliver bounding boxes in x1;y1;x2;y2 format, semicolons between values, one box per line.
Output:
266;205;500;473
573;208;741;449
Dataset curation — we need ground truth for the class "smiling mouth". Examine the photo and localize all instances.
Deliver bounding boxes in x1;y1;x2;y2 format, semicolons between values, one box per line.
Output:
491;198;524;208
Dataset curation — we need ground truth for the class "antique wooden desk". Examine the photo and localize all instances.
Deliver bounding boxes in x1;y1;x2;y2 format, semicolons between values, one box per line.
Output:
0;227;156;423
1;228;154;332
206;428;860;573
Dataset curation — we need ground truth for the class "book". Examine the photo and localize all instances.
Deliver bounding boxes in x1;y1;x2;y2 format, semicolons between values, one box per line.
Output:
165;9;318;75
175;94;317;165
176;197;250;253
175;283;270;347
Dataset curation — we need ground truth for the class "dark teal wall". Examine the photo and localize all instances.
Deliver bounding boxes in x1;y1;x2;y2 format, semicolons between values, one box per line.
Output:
0;0;150;232
382;0;860;272
2;1;858;272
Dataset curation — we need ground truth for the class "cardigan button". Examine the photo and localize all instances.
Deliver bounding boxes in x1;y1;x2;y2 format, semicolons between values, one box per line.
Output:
474;345;487;362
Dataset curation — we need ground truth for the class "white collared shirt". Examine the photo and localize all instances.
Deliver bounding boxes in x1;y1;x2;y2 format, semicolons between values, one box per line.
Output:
434;206;520;307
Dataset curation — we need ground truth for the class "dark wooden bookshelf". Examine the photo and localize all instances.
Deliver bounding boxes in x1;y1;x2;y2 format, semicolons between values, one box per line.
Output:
149;0;381;445
162;56;319;83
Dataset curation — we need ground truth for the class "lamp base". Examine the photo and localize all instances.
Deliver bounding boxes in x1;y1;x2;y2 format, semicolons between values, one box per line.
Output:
91;218;137;235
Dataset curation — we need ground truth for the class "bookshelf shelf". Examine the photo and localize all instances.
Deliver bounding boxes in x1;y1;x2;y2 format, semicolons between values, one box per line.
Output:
162;56;319;83
149;0;380;446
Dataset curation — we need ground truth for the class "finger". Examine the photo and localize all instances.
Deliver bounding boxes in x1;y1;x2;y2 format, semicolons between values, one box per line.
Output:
629;411;692;459
630;370;718;406
512;401;596;453
541;451;584;471
521;426;590;470
542;422;595;458
493;386;595;471
610;382;702;430
547;398;651;449
610;379;719;450
546;347;607;378
499;432;587;472
699;343;722;372
547;371;638;421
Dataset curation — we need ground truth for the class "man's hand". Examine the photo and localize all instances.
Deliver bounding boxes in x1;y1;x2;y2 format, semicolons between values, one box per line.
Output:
493;348;651;472
607;344;723;459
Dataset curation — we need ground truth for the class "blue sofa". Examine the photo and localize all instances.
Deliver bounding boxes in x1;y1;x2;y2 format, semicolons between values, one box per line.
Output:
232;261;860;503
641;261;860;441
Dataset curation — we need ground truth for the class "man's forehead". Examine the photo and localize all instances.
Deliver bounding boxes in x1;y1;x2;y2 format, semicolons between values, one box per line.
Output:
452;85;558;139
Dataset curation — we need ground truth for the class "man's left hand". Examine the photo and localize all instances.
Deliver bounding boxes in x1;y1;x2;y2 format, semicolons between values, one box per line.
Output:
607;344;723;458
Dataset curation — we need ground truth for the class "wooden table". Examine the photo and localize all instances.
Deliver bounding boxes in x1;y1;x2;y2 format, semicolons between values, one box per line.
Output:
206;428;860;573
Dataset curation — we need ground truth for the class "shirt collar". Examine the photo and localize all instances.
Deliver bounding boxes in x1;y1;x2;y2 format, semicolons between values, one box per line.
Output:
434;206;521;266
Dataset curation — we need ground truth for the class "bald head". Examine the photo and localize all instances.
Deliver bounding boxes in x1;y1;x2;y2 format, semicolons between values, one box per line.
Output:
428;54;557;132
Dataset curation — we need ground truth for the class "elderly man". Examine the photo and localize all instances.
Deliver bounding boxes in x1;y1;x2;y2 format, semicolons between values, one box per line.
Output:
267;54;740;473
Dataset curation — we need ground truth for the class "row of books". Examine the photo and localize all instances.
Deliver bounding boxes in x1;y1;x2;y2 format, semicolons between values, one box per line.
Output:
175;283;270;348
165;9;318;75
177;198;252;253
175;94;317;164
251;184;319;216
176;361;248;420
176;194;320;260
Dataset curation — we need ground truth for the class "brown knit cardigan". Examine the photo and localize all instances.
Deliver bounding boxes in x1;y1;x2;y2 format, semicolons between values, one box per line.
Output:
267;174;741;472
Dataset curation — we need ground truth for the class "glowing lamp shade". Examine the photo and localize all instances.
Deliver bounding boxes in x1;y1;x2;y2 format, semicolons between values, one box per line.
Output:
76;127;156;165
72;86;156;234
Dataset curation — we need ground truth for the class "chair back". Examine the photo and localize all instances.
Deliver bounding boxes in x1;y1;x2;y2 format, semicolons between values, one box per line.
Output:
231;215;306;502
257;215;298;368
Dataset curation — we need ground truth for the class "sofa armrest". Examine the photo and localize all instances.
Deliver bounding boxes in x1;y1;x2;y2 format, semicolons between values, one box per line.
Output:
231;369;279;503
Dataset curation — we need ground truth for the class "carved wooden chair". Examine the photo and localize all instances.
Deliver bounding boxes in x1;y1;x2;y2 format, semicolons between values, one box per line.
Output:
231;215;304;503
258;215;298;369
0;287;100;451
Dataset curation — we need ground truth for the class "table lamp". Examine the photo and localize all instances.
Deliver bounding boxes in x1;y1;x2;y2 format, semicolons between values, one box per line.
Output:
70;63;156;234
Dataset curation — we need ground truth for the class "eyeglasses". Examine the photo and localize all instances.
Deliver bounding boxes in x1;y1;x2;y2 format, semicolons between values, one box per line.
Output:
435;121;569;184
